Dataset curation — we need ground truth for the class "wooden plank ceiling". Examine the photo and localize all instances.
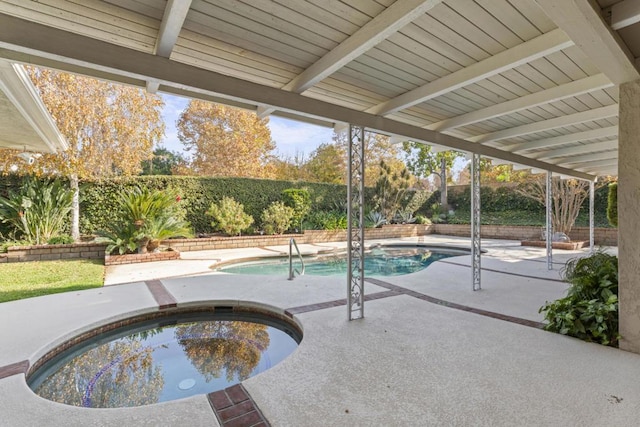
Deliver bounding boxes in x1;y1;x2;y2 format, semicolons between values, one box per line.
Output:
0;0;638;178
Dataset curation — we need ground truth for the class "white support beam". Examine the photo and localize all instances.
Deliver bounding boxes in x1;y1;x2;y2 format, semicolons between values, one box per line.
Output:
155;0;192;57
469;104;618;144
146;1;191;94
508;125;618;153
0;13;596;181
367;29;573;116
611;0;640;30
535;0;640;85
256;105;276;119
282;0;441;93
553;151;617;165
429;74;613;131
575;158;619;169
146;80;160;94
533;139;618;159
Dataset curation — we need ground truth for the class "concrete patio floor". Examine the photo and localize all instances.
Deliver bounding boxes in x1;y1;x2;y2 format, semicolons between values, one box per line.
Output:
1;236;638;426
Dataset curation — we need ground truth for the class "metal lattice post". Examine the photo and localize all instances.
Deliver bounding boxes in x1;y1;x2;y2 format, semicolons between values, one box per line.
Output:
471;153;481;291
546;171;553;270
589;180;595;253
347;125;365;320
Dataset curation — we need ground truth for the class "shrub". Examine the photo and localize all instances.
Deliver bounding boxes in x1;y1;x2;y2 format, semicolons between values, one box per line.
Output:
282;188;311;231
365;211;386;228
0;177;73;244
206;197;254;236
96;186;192;254
261;202;294;235
607;182;617;227
415;215;431;225
304;210;348;230
539;251;619;346
47;235;74;245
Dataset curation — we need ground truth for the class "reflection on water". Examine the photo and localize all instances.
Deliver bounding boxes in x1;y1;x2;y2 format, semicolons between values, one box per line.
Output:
33;318;297;408
220;247;456;276
175;321;270;382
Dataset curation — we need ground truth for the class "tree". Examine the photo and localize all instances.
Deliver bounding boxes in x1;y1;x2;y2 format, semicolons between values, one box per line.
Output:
401;142;462;209
0;67;164;240
177;101;276;178
304;143;345;184
517;176;589;236
334;131;402;186
141;147;187;175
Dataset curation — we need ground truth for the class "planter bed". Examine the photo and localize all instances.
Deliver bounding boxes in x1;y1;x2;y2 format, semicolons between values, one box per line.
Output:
520;240;589;250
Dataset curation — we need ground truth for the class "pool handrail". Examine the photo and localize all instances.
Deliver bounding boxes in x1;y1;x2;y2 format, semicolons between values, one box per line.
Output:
288;238;305;280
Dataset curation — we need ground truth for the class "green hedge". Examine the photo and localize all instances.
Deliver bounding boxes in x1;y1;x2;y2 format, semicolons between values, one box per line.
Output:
78;176;356;234
607;182;618;227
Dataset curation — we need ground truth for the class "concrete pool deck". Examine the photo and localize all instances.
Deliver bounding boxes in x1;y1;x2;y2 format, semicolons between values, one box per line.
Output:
1;236;638;426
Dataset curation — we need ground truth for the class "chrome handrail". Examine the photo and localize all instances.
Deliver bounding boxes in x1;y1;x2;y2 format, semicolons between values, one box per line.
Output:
288;238;305;280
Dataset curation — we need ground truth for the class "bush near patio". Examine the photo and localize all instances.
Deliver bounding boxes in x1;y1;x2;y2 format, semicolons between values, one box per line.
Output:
206;197;254;236
539;251;619;347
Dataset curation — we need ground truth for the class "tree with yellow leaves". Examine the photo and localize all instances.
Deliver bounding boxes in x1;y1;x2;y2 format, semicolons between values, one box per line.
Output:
177;101;276;178
0;67;164;240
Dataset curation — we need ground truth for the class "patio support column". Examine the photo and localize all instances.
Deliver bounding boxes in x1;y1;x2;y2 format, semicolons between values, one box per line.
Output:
471;153;481;291
619;79;640;352
347;124;365;320
546;171;553;270
589;180;595;253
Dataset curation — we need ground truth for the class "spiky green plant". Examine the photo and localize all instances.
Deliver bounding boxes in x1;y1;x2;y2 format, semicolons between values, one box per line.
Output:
0;178;73;244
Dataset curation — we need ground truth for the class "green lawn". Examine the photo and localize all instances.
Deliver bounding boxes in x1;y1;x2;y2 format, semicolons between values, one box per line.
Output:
0;259;104;303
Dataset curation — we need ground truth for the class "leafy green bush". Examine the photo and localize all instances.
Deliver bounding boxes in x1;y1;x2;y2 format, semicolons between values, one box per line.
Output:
607;182;617;227
415;215;431;225
206;197;254;236
261;201;294;235
47;235;74;245
539;251;619;346
96;186;192;254
304;210;348;230
282;188;311;231
0;178;73;244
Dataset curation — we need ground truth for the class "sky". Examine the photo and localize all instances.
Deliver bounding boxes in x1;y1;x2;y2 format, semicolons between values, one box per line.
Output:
160;93;334;160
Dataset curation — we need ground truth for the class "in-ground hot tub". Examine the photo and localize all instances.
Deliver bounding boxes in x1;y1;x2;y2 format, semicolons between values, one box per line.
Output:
27;307;302;408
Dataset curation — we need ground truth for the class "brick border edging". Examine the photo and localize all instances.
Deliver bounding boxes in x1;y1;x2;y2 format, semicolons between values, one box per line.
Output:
0;360;29;380
208;384;271;427
284;280;543;329
145;280;177;309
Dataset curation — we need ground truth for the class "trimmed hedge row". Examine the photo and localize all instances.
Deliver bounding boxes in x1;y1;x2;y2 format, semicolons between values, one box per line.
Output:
78;176;365;234
418;183;610;219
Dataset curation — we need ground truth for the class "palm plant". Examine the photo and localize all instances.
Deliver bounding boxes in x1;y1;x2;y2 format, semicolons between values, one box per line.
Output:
97;186;193;254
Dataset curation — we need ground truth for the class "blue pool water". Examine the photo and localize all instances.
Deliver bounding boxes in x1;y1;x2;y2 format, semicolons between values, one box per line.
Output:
28;311;301;408
218;246;461;276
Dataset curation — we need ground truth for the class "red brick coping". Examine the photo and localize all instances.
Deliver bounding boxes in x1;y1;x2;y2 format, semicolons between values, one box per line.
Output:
0;360;29;380
208;384;271;427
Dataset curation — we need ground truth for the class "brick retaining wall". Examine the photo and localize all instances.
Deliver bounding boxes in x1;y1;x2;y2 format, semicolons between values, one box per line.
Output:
434;224;617;246
0;242;106;263
162;224;433;252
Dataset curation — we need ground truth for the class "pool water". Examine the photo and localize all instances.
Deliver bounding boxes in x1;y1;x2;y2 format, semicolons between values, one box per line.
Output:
218;246;458;276
28;312;300;408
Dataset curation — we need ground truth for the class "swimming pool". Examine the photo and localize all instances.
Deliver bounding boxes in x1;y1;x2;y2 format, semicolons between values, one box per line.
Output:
217;245;464;276
27;310;301;408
